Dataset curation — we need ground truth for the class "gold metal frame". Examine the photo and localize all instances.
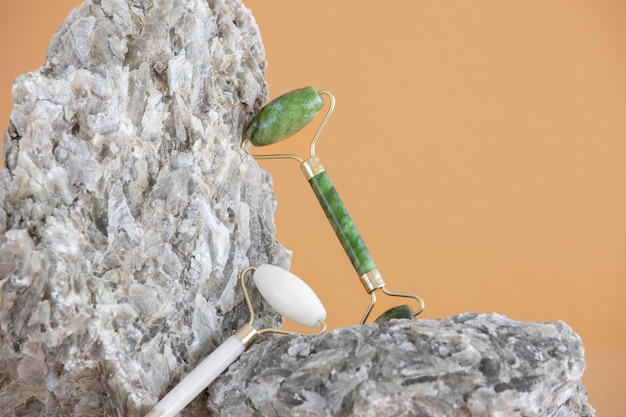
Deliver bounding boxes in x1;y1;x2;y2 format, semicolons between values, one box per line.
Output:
241;90;336;165
235;266;326;348
241;89;426;324
358;268;426;323
359;285;426;324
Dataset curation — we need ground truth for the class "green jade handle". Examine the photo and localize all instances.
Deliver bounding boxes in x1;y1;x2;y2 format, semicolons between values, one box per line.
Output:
307;170;375;277
300;156;372;278
302;157;415;322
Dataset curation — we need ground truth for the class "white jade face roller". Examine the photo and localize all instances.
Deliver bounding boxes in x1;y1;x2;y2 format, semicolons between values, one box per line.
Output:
144;264;327;417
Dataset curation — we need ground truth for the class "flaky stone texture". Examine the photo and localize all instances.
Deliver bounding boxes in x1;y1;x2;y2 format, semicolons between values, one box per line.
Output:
0;0;287;415
0;1;596;416
209;314;594;417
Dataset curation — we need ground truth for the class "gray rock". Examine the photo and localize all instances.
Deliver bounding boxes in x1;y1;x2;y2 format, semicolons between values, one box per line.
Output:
0;1;596;416
208;313;595;417
0;0;287;415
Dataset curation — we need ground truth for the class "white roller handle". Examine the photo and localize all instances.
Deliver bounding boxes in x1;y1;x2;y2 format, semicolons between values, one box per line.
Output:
253;264;327;328
147;336;245;417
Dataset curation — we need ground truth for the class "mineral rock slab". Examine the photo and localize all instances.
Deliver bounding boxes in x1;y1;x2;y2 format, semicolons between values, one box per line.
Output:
0;0;288;416
208;313;595;417
0;0;596;416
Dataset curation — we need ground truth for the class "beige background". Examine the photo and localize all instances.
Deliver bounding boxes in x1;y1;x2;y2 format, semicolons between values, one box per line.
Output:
1;1;624;415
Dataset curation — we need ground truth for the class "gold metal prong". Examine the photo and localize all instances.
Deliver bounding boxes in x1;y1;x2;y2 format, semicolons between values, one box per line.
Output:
381;286;426;317
359;291;377;324
239;266;258;325
359;274;426;323
258;319;327;337
309;90;335;156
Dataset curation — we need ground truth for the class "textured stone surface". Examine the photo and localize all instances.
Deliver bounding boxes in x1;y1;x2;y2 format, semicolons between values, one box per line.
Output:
208;313;595;417
0;1;596;416
0;0;287;415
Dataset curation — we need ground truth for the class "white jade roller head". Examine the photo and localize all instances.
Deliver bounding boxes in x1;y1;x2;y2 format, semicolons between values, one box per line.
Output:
144;264;327;417
253;264;326;328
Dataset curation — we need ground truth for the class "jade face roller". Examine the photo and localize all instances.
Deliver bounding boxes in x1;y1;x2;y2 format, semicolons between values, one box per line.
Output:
145;264;326;417
242;87;425;324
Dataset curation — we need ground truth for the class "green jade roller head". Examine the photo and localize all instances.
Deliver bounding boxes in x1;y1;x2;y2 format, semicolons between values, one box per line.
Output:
245;86;325;146
242;87;425;324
